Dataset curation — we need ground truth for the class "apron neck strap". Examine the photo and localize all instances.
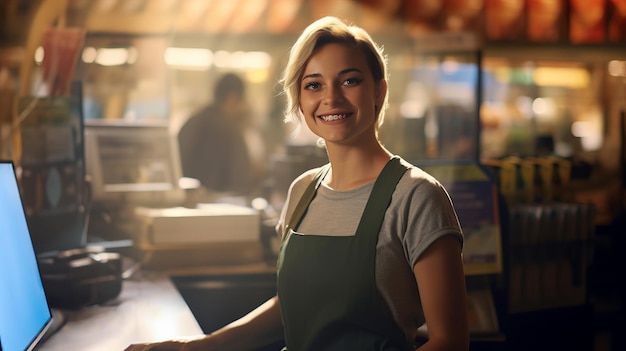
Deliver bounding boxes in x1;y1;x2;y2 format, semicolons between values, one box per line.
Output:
354;156;408;240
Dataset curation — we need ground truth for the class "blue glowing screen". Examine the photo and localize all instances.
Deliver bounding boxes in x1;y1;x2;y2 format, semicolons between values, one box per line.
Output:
0;161;51;351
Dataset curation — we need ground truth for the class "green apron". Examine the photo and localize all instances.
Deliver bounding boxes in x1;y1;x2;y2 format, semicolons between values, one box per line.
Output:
277;156;414;351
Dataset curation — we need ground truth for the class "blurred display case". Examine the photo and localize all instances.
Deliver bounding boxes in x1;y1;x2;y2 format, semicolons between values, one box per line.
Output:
383;32;482;164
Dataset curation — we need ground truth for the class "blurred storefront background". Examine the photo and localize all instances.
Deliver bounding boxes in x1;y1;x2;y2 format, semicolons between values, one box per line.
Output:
0;1;625;349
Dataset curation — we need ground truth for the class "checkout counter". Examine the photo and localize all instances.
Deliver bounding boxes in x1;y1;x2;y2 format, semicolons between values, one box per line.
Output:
37;262;279;351
37;271;203;351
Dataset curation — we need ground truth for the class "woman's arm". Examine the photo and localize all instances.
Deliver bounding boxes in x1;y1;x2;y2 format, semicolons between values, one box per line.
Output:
125;295;284;351
413;235;469;351
206;295;284;350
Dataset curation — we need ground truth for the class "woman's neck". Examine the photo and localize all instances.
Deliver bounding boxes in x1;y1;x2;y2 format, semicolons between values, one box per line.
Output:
323;144;392;191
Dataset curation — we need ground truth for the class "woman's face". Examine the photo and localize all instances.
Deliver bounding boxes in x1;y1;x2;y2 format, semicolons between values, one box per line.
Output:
298;42;385;146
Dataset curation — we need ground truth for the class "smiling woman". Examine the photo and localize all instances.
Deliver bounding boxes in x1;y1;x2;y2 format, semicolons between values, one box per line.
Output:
125;16;469;351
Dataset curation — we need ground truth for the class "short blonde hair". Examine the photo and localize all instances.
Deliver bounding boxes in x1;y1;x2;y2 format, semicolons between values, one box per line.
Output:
280;16;389;130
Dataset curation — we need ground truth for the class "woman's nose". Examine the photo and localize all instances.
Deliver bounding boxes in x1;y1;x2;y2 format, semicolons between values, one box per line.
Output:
323;86;343;105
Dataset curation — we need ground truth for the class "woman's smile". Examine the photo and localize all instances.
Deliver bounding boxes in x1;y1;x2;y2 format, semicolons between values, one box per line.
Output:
318;112;353;122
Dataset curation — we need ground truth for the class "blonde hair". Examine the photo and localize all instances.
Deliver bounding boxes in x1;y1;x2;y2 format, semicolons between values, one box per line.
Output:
280;16;389;131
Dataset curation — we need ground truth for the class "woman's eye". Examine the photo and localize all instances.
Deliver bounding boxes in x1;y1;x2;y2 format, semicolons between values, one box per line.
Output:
343;77;362;86
303;82;321;90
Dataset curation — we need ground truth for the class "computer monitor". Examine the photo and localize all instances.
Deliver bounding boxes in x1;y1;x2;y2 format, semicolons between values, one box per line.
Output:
83;120;185;209
0;160;53;351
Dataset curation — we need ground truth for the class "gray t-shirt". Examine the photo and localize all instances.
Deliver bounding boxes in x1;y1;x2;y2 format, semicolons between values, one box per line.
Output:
275;160;464;343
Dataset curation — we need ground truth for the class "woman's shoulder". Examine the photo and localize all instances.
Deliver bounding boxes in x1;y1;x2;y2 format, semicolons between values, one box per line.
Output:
394;158;452;201
396;158;442;186
289;165;327;192
276;165;329;235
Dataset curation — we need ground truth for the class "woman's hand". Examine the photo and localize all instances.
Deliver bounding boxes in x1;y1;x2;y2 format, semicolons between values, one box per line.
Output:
124;335;216;351
124;341;185;351
125;296;283;351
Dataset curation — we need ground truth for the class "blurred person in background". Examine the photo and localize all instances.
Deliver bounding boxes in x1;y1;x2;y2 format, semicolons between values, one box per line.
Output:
178;73;264;197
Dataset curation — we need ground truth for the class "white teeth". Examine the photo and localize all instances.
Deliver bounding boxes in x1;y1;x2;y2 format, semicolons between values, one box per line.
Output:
320;114;348;121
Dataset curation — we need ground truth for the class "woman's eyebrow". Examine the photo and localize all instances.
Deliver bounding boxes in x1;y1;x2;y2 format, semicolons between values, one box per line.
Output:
339;68;363;75
302;67;363;80
302;72;322;80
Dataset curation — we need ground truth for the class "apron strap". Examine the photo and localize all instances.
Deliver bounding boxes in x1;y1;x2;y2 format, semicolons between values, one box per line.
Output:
355;156;408;239
285;163;331;235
